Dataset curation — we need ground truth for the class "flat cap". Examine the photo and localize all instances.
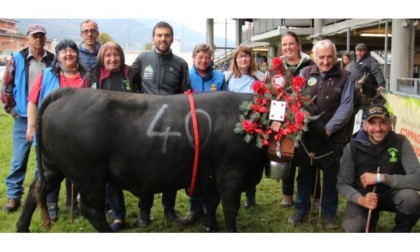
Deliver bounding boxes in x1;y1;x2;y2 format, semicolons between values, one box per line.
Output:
26;24;46;35
355;43;367;50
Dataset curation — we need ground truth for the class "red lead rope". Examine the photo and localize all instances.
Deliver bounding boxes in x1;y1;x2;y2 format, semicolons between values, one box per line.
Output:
185;90;200;196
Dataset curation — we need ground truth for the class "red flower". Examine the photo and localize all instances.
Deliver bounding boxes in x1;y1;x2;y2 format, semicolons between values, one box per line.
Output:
250;103;269;113
242;120;256;133
292;76;305;91
261;137;269;146
252;80;268;95
235;56;313;148
290;99;301;113
295;111;305;124
271;57;283;70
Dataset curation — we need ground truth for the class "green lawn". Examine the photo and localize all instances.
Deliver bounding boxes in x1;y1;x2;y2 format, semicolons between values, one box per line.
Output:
0;104;418;234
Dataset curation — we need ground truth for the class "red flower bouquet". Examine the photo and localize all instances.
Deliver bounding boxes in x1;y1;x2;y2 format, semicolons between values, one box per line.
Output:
234;57;314;148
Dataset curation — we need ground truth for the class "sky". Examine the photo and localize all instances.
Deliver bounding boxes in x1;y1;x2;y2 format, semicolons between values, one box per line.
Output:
8;0;418;43
168;17;236;41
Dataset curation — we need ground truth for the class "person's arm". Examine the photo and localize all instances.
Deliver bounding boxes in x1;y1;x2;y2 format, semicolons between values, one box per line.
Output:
180;61;191;92
26;101;37;142
26;73;43;142
130;54;141;71
337;143;363;205
382;138;420;190
339;144;378;210
1;55;17;117
128;66;142;93
325;74;354;136
368;57;386;88
220;78;228;91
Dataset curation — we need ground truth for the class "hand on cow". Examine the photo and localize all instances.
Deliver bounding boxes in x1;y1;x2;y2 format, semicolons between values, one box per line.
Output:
360;172;377;188
357;193;378;210
26;126;35;142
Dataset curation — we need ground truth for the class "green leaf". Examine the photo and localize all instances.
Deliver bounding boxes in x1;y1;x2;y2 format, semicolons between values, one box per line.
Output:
256;138;263;148
244;134;253;143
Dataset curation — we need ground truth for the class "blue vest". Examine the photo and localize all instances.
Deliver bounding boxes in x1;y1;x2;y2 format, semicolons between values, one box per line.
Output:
38;68;60;105
12;52;28;117
32;68;59;145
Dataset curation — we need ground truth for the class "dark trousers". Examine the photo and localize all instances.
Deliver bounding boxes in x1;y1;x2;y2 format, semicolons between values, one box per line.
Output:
138;190;177;215
106;183;126;220
282;163;321;198
188;187;205;214
343;188;420;232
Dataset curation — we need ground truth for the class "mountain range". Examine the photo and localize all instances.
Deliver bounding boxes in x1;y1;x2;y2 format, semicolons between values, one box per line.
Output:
15;19;235;52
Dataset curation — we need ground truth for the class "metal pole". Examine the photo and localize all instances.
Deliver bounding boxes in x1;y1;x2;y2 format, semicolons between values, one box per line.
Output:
346;27;351;53
225;19;227;57
410;19;415;80
384;19;389;88
128;26;131;53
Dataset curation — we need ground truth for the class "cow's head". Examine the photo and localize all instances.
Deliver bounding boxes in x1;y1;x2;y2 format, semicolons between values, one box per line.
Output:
293;107;338;170
352;68;386;111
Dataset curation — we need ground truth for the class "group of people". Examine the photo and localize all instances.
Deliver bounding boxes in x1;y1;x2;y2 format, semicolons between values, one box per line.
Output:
1;20;189;232
2;20;420;233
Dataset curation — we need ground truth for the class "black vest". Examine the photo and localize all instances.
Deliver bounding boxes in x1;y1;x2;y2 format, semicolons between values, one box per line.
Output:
350;131;405;195
301;65;350;143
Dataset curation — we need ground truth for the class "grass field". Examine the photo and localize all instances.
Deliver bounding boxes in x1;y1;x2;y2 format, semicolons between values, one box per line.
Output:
1;99;419;239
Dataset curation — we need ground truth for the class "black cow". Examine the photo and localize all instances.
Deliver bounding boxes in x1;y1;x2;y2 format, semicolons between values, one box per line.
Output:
16;88;335;232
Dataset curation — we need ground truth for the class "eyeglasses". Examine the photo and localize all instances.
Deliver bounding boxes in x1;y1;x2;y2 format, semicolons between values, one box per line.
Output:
237;54;251;60
81;29;98;35
59;48;78;55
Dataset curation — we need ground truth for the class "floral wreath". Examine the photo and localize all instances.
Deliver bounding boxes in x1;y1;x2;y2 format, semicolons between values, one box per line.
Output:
234;57;315;148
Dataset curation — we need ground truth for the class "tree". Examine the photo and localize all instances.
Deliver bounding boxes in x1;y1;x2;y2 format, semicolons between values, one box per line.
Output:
144;42;153;51
98;33;113;44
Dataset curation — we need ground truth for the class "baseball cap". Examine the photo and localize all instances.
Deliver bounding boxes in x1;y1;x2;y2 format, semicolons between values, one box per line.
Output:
26;24;46;35
355;43;367;50
363;104;390;121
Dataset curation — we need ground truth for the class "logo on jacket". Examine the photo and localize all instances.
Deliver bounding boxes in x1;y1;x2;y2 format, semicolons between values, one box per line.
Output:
307;77;317;86
144;65;154;80
388;148;398;163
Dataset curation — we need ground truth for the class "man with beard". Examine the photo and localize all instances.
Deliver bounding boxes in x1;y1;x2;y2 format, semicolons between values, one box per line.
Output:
337;104;420;232
131;21;191;227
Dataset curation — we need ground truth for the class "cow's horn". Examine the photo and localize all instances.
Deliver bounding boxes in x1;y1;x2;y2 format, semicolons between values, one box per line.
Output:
307;111;324;122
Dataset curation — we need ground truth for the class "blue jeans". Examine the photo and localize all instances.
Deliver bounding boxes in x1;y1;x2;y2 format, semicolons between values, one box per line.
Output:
32;146;61;204
5;116;33;199
106;183;126;220
294;143;344;215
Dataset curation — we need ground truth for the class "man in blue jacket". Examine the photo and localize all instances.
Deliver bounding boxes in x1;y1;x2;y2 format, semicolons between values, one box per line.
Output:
1;24;54;212
182;43;225;225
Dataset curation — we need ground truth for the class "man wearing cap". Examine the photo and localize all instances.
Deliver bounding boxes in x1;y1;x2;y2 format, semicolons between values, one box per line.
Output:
1;24;54;212
337;104;420;232
349;42;386;101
